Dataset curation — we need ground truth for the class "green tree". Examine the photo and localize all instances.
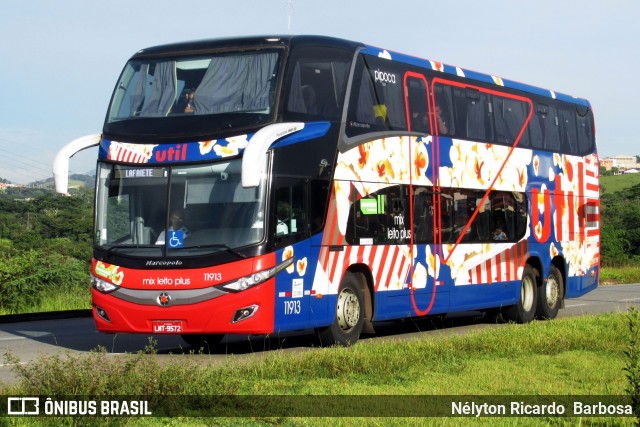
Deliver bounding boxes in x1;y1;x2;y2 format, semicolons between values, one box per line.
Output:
600;221;630;266
0;185;94;314
0;249;90;313
600;183;640;266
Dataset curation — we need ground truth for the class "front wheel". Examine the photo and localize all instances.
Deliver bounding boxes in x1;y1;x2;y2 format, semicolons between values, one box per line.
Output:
536;265;563;319
503;265;538;323
317;273;365;346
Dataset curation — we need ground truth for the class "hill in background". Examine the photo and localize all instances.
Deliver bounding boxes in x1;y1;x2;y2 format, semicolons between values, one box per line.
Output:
0;173;94;190
600;173;640;194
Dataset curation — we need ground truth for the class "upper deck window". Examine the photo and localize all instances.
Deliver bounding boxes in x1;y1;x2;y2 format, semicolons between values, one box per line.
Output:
346;54;408;137
283;46;353;121
105;49;282;140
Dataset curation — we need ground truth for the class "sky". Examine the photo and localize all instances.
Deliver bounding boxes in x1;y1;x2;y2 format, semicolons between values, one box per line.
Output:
1;0;638;184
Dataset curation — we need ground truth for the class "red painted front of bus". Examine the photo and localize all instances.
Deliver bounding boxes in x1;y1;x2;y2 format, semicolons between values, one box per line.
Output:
90;253;276;335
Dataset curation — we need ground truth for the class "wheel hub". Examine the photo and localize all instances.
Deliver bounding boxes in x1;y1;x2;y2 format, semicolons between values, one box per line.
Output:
336;289;360;331
546;277;559;307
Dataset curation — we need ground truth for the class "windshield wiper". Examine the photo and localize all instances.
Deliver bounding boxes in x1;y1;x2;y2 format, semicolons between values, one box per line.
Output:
184;244;247;259
101;244;160;257
101;243;247;259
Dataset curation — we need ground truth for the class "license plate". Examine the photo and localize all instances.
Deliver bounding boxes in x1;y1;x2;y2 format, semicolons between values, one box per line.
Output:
152;320;183;333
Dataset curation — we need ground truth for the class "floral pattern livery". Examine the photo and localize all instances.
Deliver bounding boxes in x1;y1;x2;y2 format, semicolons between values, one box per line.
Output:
315;129;598;311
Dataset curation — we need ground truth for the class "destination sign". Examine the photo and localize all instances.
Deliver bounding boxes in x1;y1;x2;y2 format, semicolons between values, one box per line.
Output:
114;168;166;179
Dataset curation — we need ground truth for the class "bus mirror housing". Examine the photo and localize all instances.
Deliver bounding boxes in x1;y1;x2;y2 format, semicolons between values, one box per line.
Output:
242;123;304;187
53;134;101;194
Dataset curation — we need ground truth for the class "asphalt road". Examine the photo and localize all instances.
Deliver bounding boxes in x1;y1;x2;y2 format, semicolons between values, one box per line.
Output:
1;283;639;387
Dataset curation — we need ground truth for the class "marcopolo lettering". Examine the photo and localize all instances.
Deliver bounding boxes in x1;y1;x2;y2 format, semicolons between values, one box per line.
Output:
374;69;396;84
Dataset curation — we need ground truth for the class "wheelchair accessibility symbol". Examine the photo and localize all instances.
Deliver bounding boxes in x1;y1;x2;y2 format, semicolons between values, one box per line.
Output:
168;230;184;248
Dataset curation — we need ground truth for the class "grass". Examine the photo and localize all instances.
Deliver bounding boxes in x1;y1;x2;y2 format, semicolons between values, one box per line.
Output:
1;313;635;426
600;173;640;194
0;288;91;315
602;265;640;285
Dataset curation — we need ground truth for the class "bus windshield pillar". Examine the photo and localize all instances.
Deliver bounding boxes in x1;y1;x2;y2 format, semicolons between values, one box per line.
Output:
241;123;304;187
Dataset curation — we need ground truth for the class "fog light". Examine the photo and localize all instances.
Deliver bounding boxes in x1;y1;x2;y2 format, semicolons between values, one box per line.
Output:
232;305;258;323
95;306;111;322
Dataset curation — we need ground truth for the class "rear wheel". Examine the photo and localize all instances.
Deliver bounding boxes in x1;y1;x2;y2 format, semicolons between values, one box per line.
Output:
317;273;365;346
536;265;562;319
503;265;537;323
181;334;224;350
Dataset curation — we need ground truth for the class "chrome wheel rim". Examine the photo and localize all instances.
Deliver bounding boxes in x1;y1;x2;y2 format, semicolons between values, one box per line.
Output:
545;276;559;308
336;288;360;331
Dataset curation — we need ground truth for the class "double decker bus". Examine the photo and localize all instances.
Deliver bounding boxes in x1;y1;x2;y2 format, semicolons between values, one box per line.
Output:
53;36;599;347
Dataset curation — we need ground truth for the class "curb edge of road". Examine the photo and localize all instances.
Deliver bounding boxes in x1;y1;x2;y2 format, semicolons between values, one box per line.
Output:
0;309;92;324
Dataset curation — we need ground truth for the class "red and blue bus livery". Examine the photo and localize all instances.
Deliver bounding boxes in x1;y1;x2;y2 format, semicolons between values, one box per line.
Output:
53;36;598;346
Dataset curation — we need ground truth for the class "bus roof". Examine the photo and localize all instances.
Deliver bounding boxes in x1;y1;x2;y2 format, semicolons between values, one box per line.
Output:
359;44;591;107
130;35;590;108
131;35;362;58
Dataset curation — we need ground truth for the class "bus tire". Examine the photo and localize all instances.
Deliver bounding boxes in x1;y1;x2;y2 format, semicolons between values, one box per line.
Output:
536;265;562;320
181;334;224;350
503;265;537;323
317;272;364;346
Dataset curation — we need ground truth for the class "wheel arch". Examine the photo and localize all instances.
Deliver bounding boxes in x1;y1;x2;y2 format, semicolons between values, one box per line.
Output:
345;263;375;334
524;255;543;286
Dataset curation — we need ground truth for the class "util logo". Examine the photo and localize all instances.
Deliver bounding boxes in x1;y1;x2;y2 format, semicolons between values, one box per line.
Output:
154;144;188;162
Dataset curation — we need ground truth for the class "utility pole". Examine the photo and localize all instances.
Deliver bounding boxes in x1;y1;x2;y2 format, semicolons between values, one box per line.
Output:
287;0;293;33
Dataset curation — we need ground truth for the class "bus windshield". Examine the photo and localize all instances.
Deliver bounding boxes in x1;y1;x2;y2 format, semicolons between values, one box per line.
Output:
105;49;282;138
95;158;267;257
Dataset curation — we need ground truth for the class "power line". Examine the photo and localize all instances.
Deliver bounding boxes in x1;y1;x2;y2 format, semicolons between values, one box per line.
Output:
0;148;55;183
1;150;53;177
2;149;52;172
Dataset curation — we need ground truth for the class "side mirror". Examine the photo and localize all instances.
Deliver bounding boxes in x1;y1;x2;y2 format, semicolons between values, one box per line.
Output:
53;134;101;194
241;123;304;187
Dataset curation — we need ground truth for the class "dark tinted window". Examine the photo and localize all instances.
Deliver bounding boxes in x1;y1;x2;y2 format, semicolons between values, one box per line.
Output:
433;84;454;135
576;110;594;155
284;46;353;121
493;97;531;147
560;108;579;155
272;177;329;250
346;55;408;137
345;185;527;245
345;185;411;245
413;187;435;243
273;177;307;248
440;189;527;244
405;76;430;133
104;49;283;141
434;81;532;147
343;58;595;156
453;88;493;141
530;104;560;151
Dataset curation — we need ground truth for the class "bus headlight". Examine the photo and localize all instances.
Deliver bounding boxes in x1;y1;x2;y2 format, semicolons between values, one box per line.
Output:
91;274;120;294
221;257;294;293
